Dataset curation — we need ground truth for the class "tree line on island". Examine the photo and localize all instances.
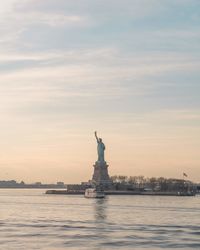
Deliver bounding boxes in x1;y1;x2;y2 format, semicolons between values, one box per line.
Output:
110;175;196;192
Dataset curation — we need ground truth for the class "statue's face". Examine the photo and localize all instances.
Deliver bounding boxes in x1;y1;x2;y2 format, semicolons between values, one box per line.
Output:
99;138;102;142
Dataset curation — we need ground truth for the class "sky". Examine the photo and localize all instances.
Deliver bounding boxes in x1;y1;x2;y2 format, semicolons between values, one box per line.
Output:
0;0;200;183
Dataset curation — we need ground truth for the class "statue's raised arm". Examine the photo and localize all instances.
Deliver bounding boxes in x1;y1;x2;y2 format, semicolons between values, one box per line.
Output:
94;131;99;143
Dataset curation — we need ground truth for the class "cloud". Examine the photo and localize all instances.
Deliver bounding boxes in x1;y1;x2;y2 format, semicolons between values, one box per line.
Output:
0;48;199;117
0;1;90;53
16;0;164;19
10;12;88;28
1;0;200;54
0;0;18;14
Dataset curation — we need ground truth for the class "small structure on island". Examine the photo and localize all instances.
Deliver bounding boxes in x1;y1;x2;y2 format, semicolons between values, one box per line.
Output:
92;131;112;188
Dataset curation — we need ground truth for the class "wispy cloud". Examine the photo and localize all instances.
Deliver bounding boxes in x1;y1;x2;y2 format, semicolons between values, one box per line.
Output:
0;47;199;117
5;11;89;28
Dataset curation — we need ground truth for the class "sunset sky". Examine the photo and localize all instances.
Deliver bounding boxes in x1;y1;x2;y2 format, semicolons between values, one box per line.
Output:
0;0;200;183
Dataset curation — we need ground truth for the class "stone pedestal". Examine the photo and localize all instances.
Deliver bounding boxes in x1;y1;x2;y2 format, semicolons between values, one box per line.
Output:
92;161;112;188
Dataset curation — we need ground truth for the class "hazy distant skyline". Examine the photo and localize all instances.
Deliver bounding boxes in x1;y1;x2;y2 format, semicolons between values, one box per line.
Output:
0;0;200;183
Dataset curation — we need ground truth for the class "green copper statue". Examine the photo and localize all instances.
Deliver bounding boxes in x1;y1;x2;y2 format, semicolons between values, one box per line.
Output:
94;131;105;163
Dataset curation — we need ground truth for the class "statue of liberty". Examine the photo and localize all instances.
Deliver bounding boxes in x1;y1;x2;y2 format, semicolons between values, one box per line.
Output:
94;131;105;163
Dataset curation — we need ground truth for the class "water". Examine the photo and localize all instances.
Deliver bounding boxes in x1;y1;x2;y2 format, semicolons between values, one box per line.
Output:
0;189;199;250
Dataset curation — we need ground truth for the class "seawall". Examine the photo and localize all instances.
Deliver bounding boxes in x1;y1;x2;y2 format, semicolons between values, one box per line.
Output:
45;190;195;196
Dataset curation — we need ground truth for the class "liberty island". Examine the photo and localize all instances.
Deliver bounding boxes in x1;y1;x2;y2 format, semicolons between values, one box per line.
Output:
46;132;196;196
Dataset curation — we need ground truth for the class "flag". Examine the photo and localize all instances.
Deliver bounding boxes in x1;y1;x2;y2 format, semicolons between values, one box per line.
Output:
183;173;187;177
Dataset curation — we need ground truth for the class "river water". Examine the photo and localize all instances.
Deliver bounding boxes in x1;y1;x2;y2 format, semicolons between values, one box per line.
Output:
0;189;199;250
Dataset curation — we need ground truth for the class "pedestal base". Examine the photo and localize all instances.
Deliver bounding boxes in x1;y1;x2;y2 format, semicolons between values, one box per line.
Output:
92;161;112;188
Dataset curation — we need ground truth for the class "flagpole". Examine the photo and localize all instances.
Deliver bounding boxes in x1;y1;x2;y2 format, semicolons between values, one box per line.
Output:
183;173;188;181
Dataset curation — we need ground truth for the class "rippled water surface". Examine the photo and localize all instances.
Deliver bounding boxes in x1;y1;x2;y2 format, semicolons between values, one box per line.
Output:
0;189;199;249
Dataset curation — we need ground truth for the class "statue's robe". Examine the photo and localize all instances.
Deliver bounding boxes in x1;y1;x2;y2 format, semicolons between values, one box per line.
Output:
97;142;105;162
